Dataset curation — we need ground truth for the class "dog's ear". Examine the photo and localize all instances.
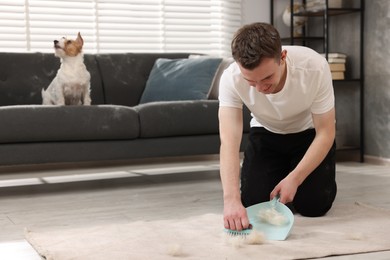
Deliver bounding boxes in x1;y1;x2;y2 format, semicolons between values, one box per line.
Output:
76;32;84;47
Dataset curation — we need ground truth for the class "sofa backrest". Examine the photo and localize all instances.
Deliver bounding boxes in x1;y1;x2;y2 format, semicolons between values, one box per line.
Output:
0;52;201;107
0;52;105;106
95;53;191;107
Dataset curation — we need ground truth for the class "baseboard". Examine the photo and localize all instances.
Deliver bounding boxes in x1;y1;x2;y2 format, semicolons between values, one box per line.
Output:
0;154;222;174
336;149;360;162
364;155;390;166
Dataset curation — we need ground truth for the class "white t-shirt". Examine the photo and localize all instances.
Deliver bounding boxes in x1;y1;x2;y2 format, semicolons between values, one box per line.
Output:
219;46;334;134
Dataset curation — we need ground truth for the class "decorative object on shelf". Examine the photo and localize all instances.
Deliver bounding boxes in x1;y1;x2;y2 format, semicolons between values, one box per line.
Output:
306;0;326;11
306;0;345;11
282;3;307;37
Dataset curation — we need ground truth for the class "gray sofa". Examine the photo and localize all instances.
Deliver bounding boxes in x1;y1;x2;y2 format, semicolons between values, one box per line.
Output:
0;52;251;166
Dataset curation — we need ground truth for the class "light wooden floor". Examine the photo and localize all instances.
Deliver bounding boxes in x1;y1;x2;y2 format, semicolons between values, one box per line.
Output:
0;157;389;259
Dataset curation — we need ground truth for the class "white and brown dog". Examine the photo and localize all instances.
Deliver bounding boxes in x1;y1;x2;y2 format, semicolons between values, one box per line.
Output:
42;32;91;105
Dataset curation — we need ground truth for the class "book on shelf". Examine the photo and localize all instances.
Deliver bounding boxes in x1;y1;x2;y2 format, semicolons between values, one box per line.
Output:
326;53;346;80
321;53;347;68
320;52;347;59
327;57;346;63
331;71;345;80
329;63;346;72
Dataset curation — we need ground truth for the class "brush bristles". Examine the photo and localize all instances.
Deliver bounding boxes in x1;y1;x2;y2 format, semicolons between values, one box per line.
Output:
223;229;266;248
226;230;250;237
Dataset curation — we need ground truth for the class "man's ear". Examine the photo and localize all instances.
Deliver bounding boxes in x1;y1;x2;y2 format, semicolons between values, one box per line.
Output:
281;50;287;61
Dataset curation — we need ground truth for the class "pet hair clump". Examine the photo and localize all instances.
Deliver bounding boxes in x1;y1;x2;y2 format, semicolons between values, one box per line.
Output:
223;233;245;249
345;232;365;240
258;208;288;226
223;230;266;249
166;243;184;257
245;230;266;245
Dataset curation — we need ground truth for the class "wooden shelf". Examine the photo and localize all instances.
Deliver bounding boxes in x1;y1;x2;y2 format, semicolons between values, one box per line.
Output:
270;0;365;162
294;8;362;17
336;146;360;151
333;79;361;82
281;36;325;42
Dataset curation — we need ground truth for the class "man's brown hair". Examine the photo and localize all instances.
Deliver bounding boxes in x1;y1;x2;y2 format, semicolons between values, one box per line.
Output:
231;22;282;70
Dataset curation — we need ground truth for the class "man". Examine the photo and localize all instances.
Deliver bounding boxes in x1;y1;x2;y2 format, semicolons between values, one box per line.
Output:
218;22;337;231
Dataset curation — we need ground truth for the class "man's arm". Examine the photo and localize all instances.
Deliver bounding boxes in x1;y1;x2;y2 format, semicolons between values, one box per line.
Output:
271;107;336;203
218;106;249;231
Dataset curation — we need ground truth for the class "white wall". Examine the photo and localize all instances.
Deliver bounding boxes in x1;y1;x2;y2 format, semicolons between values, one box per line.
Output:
242;0;271;25
241;0;290;37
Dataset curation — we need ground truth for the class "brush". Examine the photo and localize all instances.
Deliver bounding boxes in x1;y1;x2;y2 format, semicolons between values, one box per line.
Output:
224;224;253;237
224;195;294;240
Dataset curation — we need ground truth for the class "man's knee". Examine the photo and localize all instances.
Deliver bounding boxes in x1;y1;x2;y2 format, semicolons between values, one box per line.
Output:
293;184;337;217
294;202;333;217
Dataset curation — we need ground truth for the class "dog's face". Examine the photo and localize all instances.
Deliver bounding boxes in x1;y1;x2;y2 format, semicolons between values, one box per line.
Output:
53;32;84;58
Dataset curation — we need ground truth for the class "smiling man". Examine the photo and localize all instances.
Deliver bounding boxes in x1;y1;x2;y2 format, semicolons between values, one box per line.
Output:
218;22;337;231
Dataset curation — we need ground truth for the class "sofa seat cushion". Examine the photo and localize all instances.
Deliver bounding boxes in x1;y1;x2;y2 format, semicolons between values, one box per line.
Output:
0;105;139;144
135;100;219;138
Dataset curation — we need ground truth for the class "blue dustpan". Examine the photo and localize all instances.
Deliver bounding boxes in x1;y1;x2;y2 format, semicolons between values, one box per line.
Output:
246;196;294;240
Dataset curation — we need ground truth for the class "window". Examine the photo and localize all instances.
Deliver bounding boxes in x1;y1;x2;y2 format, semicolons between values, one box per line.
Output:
0;0;241;56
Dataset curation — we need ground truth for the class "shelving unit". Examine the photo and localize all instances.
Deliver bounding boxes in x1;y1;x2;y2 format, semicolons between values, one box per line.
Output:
270;0;365;162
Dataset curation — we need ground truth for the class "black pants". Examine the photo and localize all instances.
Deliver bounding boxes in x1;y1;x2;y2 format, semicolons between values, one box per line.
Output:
241;127;337;217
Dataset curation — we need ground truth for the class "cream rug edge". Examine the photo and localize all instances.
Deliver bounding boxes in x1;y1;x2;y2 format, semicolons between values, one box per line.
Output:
25;202;390;260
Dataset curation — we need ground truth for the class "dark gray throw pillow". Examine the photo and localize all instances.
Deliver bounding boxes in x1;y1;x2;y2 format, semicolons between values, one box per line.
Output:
139;57;222;103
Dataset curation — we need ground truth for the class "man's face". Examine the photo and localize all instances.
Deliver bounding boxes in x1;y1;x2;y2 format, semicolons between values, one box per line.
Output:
239;50;287;95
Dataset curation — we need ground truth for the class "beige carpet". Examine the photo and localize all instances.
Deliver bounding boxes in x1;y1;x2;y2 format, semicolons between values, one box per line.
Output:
25;202;390;260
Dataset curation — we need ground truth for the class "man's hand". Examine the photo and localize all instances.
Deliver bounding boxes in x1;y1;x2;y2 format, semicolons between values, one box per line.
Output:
270;174;300;204
223;199;250;231
271;108;336;205
219;106;247;230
